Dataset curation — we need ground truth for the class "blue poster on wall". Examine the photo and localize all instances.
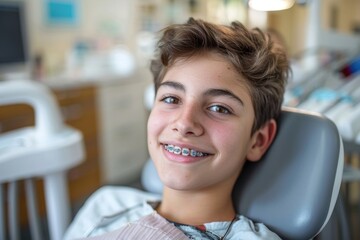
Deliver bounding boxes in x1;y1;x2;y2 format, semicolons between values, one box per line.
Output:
45;0;79;26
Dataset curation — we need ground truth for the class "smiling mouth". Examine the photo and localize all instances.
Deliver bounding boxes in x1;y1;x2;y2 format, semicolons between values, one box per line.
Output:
164;144;210;157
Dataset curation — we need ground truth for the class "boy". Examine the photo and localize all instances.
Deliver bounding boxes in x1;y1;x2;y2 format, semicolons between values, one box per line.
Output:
64;18;289;239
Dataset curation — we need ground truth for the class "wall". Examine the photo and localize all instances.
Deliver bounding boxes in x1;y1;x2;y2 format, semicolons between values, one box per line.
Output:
268;5;308;56
23;0;246;77
322;0;360;33
267;0;360;56
24;0;139;75
18;0;360;76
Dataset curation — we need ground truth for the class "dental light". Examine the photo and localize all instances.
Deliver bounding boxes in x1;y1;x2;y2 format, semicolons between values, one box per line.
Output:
248;0;295;11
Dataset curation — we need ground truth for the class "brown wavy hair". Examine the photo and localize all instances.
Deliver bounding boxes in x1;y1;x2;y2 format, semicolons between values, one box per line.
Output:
150;18;289;134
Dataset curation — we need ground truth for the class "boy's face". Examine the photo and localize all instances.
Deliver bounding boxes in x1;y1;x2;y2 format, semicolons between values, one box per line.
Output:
147;53;260;192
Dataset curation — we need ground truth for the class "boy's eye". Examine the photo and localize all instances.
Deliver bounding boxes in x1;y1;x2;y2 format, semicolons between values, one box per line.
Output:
208;105;231;114
161;96;180;104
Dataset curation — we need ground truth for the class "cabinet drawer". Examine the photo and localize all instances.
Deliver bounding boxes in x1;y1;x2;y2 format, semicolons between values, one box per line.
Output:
101;147;147;184
113;126;146;148
101;96;144;122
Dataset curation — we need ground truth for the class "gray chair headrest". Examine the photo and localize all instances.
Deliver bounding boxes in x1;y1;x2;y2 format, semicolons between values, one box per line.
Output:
141;107;344;240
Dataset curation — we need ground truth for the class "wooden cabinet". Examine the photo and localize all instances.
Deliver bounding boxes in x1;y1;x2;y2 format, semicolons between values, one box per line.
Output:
97;78;149;184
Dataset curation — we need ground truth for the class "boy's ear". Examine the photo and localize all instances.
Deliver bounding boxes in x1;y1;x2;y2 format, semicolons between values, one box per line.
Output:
246;119;277;162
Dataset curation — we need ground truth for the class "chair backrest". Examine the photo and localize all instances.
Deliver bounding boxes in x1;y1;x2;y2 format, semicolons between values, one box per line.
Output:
141;107;344;240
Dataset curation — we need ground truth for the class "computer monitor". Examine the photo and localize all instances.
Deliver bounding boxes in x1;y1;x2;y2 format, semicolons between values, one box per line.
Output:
0;1;29;80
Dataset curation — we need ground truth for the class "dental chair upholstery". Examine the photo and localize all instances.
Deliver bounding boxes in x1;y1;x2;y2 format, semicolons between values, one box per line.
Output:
141;107;344;240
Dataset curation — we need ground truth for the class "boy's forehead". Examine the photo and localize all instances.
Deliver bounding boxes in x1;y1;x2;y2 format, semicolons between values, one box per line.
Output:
164;54;250;91
160;64;252;103
167;53;237;77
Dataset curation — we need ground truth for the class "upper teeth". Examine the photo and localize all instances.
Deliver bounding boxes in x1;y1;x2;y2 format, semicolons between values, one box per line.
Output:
165;144;208;157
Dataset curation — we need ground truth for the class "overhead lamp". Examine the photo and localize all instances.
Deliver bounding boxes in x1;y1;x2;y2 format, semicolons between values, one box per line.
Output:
248;0;295;11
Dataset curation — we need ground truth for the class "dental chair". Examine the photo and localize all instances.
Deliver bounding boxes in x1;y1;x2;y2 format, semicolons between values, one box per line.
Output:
64;107;346;239
141;107;346;240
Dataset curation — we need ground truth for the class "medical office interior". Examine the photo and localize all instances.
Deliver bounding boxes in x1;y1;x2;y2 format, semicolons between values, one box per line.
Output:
0;0;360;239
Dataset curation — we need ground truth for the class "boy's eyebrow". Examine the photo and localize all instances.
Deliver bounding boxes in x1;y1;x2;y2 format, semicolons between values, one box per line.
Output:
159;81;244;106
158;81;185;91
204;88;244;106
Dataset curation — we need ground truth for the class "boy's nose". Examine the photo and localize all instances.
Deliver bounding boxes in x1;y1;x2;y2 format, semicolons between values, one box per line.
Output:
172;105;204;137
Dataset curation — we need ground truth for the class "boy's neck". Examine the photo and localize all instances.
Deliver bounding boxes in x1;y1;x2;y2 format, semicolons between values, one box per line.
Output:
157;186;236;226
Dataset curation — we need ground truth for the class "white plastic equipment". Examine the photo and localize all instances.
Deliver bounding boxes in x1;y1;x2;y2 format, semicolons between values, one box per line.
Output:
0;80;85;240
